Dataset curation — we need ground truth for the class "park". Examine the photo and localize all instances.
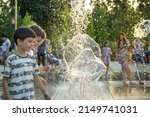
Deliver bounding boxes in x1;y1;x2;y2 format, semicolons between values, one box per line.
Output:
0;0;150;100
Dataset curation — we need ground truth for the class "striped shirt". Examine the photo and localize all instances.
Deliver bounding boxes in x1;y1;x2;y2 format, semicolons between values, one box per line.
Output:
3;54;39;100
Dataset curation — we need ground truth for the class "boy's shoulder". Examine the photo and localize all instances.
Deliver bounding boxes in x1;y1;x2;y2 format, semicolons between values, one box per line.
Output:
7;53;35;61
6;54;18;62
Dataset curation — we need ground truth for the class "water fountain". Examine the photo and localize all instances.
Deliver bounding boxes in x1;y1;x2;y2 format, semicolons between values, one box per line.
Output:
64;33;106;99
62;0;106;99
133;20;150;38
35;1;150;100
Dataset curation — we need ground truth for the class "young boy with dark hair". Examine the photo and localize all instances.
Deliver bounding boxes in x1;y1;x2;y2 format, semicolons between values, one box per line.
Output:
2;27;50;100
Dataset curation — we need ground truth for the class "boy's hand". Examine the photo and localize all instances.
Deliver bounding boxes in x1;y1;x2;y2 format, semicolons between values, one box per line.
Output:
43;93;51;100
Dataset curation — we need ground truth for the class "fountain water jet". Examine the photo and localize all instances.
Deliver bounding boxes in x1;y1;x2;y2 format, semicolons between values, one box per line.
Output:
63;0;106;99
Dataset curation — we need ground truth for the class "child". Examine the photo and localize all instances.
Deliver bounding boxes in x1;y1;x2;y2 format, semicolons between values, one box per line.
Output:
29;24;49;86
29;24;49;72
122;46;136;85
102;41;112;77
44;39;62;65
2;27;50;100
132;38;144;64
1;34;11;65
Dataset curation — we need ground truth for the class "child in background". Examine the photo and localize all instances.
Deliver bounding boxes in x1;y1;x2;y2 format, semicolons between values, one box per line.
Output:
102;41;112;77
1;34;11;65
132;38;145;64
2;27;50;100
29;24;49;72
29;24;49;87
44;39;62;65
122;46;137;85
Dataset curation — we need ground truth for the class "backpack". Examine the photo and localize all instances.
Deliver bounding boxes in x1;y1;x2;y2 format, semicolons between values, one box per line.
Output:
37;41;46;56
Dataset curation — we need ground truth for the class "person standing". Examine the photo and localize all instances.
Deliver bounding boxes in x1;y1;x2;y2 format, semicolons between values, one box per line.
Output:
132;38;144;64
1;34;11;65
102;41;112;77
116;32;134;85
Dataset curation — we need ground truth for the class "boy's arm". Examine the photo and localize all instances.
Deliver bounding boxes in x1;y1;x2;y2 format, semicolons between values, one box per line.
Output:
34;76;46;87
33;75;50;100
2;77;11;100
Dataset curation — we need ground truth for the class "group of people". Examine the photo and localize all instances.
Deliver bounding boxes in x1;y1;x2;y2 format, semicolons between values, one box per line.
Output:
1;24;51;100
1;26;150;100
102;32;150;86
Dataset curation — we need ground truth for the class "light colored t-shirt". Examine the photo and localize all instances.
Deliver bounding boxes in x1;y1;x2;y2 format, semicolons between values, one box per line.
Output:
2;39;11;51
3;54;39;100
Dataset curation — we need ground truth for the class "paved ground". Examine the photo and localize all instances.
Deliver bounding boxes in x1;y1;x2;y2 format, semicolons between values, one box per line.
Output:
0;61;150;100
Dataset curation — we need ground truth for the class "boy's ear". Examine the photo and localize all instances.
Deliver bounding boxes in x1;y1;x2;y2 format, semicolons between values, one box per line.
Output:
17;38;23;45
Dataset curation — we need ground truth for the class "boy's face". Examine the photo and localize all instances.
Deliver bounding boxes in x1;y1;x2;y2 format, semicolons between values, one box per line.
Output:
18;37;35;52
33;36;44;49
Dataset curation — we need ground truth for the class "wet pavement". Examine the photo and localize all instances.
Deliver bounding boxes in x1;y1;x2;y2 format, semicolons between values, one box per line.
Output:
0;61;150;100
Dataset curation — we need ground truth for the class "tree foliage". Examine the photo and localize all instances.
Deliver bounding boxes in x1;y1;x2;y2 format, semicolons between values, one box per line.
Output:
1;0;150;53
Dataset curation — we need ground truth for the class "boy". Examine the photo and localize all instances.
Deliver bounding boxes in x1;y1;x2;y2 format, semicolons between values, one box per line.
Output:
2;27;50;100
29;24;49;72
29;24;49;87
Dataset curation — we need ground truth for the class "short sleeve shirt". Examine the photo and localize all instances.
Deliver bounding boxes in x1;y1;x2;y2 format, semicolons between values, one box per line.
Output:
2;39;11;51
3;54;39;100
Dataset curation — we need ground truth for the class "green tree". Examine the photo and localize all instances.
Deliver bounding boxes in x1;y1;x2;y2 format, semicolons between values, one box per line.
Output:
12;0;72;50
22;12;32;26
87;3;109;47
0;1;15;45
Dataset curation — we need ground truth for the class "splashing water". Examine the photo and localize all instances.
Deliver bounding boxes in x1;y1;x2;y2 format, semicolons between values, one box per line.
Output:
64;33;106;99
70;0;93;34
133;20;150;38
53;0;106;99
133;20;150;82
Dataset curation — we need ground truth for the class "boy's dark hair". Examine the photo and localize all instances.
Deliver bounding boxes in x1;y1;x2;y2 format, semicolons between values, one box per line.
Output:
1;34;7;38
29;24;47;39
14;27;36;45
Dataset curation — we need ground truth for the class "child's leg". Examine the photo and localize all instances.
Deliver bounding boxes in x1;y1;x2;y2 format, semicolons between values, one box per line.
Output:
122;63;127;85
124;63;133;84
105;64;109;76
124;64;132;84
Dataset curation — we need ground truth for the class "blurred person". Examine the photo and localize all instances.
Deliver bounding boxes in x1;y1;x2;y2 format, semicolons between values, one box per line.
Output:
1;34;11;65
102;40;112;77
